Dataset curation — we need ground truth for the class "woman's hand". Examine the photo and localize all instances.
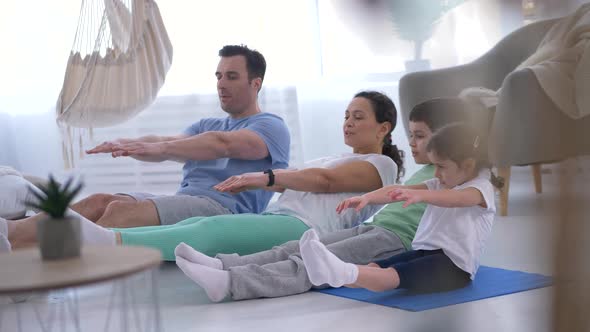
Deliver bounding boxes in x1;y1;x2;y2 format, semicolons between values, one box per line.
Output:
388;188;424;208
214;172;268;194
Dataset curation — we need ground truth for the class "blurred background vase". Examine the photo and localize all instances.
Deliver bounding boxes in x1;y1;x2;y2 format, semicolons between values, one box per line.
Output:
329;0;466;73
386;0;466;72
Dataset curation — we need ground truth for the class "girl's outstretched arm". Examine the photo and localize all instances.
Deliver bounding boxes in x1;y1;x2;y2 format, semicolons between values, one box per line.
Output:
364;183;426;203
336;183;427;213
390;187;485;208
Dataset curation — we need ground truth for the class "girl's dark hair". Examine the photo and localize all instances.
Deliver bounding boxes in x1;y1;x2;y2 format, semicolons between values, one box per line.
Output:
354;91;404;183
426;123;503;188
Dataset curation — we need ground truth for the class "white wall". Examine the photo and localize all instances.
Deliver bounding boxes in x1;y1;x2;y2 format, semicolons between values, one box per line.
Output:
0;111;64;178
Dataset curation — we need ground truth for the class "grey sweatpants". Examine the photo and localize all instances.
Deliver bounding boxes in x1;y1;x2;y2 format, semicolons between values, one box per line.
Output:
216;224;405;300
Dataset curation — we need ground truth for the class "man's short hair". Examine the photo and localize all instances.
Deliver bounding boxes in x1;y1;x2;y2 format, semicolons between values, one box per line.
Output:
218;45;266;84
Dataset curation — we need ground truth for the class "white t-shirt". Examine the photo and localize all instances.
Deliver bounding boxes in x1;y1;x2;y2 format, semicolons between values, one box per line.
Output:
265;153;397;235
411;170;496;279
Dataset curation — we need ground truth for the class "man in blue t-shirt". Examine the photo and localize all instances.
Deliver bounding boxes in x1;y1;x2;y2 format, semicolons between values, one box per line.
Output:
76;45;291;227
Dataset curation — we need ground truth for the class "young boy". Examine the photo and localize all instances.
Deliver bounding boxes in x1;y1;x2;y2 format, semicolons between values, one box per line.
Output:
174;98;472;301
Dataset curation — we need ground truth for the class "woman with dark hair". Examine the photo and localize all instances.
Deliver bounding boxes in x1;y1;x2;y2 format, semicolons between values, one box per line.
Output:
4;91;403;260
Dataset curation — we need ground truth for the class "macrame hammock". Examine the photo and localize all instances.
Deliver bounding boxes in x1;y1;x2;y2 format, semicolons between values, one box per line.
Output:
56;0;172;167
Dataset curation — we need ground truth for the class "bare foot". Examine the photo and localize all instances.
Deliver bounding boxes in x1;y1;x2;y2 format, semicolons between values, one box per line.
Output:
7;216;40;250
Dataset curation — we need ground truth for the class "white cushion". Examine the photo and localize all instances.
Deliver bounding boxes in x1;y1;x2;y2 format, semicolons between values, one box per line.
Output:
0;174;30;219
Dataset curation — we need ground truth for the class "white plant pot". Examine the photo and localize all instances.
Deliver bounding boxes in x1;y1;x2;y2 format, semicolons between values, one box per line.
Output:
404;59;431;73
37;216;81;260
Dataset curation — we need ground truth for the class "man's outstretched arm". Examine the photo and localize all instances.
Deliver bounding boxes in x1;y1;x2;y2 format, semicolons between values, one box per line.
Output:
108;129;269;163
86;134;190;162
86;134;188;153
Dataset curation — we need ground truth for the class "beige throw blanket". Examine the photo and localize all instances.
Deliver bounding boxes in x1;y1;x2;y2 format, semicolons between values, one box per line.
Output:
515;3;590;119
461;4;590;119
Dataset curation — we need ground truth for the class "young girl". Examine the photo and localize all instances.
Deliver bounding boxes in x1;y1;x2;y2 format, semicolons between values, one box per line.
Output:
300;123;501;293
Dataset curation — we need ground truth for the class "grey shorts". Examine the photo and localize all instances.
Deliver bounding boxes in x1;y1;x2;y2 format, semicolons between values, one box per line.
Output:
122;193;233;225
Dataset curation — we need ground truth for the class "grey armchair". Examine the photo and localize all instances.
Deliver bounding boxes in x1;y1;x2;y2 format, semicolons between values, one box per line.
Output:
399;17;590;216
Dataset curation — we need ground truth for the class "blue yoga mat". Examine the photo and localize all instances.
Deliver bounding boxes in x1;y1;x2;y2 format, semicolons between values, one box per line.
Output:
316;266;552;312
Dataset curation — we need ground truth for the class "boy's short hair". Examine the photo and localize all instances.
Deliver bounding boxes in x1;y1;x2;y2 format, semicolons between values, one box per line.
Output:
409;98;470;132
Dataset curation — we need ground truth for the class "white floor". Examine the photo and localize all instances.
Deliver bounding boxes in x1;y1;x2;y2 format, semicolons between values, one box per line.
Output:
2;162;589;332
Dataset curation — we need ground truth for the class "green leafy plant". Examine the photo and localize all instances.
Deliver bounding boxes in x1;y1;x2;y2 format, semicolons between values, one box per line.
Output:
27;175;83;219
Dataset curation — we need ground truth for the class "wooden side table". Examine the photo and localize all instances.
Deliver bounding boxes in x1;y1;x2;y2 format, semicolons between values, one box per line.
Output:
0;246;162;332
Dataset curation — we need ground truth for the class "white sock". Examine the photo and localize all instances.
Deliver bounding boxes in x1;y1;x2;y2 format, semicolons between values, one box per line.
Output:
0;218;10;252
299;228;320;245
300;239;358;287
174;243;223;269
175;256;230;302
66;209;116;246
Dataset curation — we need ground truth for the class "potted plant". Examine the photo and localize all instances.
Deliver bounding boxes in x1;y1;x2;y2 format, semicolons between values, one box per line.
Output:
27;175;83;260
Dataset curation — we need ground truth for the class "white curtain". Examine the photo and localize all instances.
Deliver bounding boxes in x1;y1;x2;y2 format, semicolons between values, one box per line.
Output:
0;114;20;169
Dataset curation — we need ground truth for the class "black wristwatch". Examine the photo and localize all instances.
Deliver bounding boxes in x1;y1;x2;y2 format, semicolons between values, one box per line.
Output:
263;169;275;187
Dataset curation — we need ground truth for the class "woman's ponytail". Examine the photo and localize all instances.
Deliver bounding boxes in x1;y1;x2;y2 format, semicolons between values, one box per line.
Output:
382;135;405;183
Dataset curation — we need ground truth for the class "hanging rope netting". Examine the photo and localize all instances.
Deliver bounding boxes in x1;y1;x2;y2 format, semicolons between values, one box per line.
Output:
56;0;172;167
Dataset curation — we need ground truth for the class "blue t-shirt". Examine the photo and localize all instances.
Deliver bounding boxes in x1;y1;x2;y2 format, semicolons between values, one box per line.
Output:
178;112;290;214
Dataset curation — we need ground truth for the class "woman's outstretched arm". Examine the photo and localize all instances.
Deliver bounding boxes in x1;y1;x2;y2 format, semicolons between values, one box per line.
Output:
215;160;387;194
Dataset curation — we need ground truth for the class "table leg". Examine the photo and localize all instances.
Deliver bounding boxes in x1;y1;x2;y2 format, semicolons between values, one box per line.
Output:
103;268;162;332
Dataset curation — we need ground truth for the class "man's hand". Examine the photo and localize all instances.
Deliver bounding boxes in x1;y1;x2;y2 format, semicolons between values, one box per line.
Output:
86;139;135;155
388;189;424;208
109;142;168;161
214;172;268;194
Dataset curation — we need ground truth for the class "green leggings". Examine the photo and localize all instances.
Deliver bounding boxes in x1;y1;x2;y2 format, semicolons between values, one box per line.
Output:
114;214;309;261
